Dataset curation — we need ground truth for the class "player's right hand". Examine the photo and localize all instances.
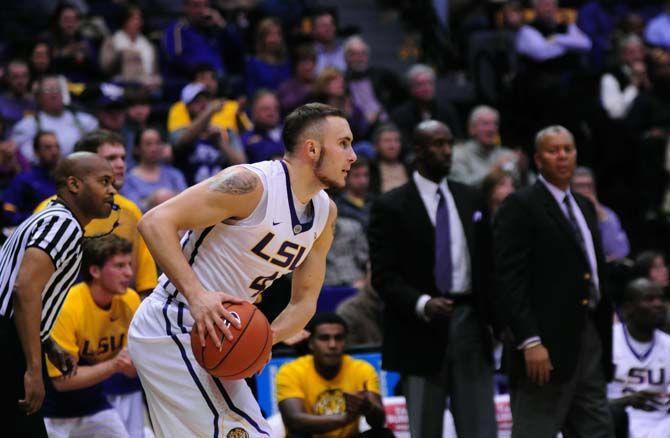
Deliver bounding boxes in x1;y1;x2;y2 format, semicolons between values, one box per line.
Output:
524;343;553;386
191;291;244;349
18;369;44;415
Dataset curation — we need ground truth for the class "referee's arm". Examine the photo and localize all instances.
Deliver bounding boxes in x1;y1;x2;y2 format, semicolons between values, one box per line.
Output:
13;248;55;415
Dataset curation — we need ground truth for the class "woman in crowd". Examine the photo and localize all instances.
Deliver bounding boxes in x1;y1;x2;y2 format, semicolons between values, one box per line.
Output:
277;44;317;114
482;168;516;218
245;17;292;97
367;123;410;195
314;67;369;140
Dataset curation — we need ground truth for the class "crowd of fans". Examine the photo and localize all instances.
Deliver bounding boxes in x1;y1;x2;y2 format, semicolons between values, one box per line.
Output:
2;0;670;437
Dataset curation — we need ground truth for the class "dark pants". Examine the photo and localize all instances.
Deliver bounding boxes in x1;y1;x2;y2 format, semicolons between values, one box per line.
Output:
510;318;614;438
1;318;48;437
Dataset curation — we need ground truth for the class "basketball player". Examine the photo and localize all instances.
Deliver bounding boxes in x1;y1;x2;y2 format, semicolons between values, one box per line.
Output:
608;278;670;438
128;103;355;437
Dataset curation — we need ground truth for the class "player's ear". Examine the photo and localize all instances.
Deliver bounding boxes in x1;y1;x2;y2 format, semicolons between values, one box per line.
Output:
306;139;320;161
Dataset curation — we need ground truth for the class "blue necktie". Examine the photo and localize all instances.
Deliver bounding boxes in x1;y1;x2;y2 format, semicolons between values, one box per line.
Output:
435;188;453;295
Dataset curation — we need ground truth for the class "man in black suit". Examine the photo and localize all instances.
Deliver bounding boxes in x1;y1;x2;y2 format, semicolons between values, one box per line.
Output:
368;120;496;438
493;125;614;438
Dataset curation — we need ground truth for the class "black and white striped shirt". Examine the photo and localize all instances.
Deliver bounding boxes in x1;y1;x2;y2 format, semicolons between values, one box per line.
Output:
0;200;84;341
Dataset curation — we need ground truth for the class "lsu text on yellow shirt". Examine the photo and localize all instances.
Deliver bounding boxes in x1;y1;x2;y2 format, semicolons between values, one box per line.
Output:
275;354;381;438
46;282;140;378
35;194;157;293
167;100;252;133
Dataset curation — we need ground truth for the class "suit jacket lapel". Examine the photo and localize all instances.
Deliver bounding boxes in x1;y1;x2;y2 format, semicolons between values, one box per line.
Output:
404;180;434;251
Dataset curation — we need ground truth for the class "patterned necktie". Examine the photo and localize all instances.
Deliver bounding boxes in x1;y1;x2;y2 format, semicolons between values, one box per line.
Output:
563;195;600;305
435;188;453;295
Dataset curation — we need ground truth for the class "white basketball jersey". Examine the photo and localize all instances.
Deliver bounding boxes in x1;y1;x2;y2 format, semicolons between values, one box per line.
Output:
608;323;670;438
153;160;331;303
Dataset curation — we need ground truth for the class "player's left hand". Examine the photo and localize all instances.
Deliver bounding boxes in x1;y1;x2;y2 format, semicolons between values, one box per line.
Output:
43;337;77;378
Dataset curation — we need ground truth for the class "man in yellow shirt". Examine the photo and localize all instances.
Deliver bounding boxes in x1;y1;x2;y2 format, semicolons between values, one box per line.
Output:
43;235;143;438
276;313;391;438
36;130;157;295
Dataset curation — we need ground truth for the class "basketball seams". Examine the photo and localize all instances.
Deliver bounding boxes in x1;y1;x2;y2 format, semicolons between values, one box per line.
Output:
218;313;272;379
208;304;257;370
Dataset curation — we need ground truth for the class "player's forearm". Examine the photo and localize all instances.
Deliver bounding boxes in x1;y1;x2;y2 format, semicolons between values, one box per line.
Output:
271;296;318;345
51;361;116;391
13;284;43;372
284;412;353;434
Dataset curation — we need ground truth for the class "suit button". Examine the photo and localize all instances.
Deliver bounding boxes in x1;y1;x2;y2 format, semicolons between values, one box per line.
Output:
580;299;589;306
584;273;591;281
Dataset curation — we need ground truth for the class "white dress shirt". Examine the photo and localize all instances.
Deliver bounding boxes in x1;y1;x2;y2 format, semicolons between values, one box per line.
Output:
412;171;472;319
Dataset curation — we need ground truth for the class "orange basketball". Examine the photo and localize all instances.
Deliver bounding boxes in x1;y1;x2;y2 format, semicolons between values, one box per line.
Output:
191;301;272;380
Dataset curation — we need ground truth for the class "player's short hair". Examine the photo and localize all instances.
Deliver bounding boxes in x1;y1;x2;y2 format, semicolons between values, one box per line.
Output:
308;312;348;336
281;103;346;154
74;129;124;154
81;235;132;283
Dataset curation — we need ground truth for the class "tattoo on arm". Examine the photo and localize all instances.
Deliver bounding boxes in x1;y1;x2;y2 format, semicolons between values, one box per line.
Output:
209;169;258;195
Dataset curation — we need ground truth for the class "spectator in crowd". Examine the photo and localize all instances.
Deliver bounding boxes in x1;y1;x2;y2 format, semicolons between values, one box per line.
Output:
344;36;404;126
391;64;463;149
311;9;346;74
334;157;372;230
35;130;158;296
600;35;651;121
122;127;186;212
145;187;177;212
481;168;516;218
3;131;60;225
369;120;497;438
29;41;53;81
0;59;36;132
572;166;630;261
95;85;127;135
162;0;244;80
277;44;317;114
43;235;144;438
577;0;631;71
644;1;670;49
241;90;284;163
171;82;246;184
633;251;669;290
121;92;153;168
99;5;161;90
275;313;389;438
11;75;98;162
608;278;670;438
314;67;369;141
167;64;251;135
325;216;368;288
44;2;99;82
0;134;28;198
450;106;520;187
336;274;384;347
494;125;614;437
367;123;410;195
245;17;291;97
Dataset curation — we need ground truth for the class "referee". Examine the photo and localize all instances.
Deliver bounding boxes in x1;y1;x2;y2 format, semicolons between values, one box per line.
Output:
1;152;117;437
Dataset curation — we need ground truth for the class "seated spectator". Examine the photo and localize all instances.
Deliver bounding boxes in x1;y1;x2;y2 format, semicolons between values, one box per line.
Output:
122;127;186;212
334;158;372;229
391;64;463;150
241;90;283;163
95;84;127;135
314;67;369;141
2;131;59;225
367;124;410;195
311;9;346;74
121;91;153;168
99;5;161;90
277;44;317;114
245;17;291;97
43;2;99;82
450;105;521;187
0;135;28;198
0;59;36;132
43;235;144;438
162;0;244;81
577;0;631;70
608;278;670;438
11;75;98;162
336;277;384;347
29;40;54;81
644;1;670;49
275;313;389;438
600;35;651;121
634;251;669;291
571;166;630;261
167;64;251;135
481;168;516;218
344;36;405;126
325;216;368;288
171;82;246;184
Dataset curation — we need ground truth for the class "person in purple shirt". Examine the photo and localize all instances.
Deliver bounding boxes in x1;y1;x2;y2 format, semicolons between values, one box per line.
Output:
241;90;284;163
571;166;630;261
0;60;36;133
245;17;292;97
277;44;317;114
2;131;60;225
122;127;187;212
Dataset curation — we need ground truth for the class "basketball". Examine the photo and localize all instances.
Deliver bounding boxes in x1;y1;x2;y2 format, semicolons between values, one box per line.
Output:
191;301;272;380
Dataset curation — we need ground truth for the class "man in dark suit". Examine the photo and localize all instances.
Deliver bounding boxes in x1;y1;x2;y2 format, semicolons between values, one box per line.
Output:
368;120;496;438
493;125;614;438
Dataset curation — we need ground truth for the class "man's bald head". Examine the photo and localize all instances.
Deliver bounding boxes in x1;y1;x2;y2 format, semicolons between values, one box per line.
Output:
54;152;111;189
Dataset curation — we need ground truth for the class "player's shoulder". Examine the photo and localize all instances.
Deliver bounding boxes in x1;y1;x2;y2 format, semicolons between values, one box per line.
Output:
209;164;265;196
344;355;377;375
655;329;670;347
277;354;312;376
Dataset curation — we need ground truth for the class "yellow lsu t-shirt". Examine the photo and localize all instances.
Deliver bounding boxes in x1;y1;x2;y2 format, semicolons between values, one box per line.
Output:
46;282;140;378
275;355;381;438
35;194;157;293
167;100;252;133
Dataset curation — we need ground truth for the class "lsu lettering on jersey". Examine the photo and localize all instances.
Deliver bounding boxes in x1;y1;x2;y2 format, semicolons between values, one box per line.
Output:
608;323;670;438
129;160;331;438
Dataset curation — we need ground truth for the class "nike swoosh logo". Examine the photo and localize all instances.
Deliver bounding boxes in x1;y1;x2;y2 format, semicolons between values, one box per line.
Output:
272;221;281;226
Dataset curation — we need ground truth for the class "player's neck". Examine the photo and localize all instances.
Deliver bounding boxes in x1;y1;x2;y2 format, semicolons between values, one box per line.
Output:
88;282;114;310
282;159;323;204
627;323;654;343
